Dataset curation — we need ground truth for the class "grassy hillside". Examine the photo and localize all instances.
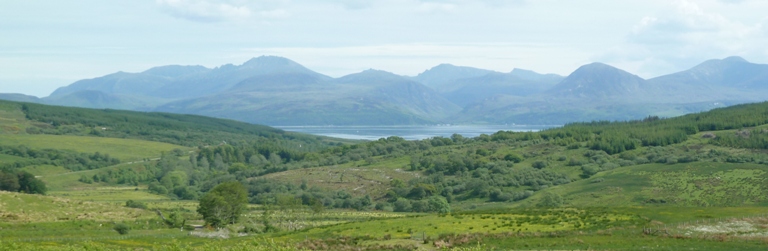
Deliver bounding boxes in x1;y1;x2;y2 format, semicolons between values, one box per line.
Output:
0;100;348;148
3;100;768;250
0;134;182;161
0;191;155;223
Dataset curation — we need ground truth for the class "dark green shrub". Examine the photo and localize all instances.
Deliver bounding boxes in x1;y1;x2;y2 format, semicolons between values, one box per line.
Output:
114;223;130;235
125;200;147;209
239;225;261;234
504;153;523;163
590;178;605;183
532;161;547;169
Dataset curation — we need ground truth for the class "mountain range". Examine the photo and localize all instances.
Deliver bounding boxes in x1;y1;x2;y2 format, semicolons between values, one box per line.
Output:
3;55;768;126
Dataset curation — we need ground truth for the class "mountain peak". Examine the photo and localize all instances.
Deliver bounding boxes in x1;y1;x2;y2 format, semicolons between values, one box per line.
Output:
550;62;647;99
695;56;750;69
342;69;403;78
579;62;615;70
722;56;747;63
414;64;494;89
430;63;458;70
242;56;299;67
650;55;767;88
142;65;209;78
233;56;327;79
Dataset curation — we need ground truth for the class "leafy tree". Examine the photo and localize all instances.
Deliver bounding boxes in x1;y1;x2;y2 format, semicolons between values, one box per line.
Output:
427;196;451;213
148;181;169;195
411;200;428;212
393;198;412;212
0;171;20;192
167;209;186;228
309;198;324;214
197;181;248;227
17;171;46;195
537;192;563;208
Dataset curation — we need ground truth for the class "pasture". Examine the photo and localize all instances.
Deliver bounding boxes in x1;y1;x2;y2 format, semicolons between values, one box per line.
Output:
0;134;186;161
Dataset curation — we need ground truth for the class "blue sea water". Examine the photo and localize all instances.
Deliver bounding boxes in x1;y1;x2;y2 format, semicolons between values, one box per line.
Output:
276;125;555;141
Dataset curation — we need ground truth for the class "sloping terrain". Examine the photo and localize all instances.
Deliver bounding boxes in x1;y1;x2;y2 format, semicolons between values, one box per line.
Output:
156;69;460;125
4;56;768;126
2;100;768;250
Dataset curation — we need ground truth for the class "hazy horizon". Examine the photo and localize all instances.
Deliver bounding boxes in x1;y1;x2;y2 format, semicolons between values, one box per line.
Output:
2;0;768;97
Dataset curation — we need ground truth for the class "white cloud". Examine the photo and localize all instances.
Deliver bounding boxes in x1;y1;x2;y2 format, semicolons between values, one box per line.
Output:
598;0;768;78
156;0;255;22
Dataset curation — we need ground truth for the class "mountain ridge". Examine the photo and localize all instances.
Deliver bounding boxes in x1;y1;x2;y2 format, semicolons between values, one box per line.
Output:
3;55;768;126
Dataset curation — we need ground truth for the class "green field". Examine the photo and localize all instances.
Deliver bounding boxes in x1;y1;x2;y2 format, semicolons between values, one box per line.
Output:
0;134;186;162
548;162;768;208
0;153;26;164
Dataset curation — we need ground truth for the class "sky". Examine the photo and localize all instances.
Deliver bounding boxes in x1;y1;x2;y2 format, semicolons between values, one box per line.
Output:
1;0;767;97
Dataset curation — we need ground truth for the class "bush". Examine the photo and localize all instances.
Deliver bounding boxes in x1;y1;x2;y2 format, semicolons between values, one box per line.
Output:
580;165;599;178
664;156;678;164
393;198;412;212
532;161;547;169
504;153;523;163
567;158;585;166
125;200;148;209
239;225;261;234
590;178;605;183
148;182;168;195
601;162;620;171
536;192;563;208
114;223;130;235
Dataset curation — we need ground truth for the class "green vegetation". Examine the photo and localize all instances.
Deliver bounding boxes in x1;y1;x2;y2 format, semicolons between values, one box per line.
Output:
3;100;768;250
198;181;248;227
0;170;46;194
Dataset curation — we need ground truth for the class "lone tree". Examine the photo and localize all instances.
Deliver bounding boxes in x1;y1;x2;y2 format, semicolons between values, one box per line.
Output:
197;181;248;228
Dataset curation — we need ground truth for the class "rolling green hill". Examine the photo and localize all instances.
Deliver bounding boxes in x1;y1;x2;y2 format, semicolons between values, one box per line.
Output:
3;99;768;250
0;100;343;148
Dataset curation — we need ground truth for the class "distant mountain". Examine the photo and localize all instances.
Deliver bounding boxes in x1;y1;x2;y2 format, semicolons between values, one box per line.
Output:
547;62;648;101
142;65;210;78
155;69;459;125
0;93;40;103
454;57;768;124
413;64;563;106
44;90;169;110
47;56;326;102
154;56;331;99
650;56;768;89
646;56;768;103
412;64;494;91
335;70;460;121
30;55;768;126
509;68;564;83
442;71;562;107
48;65;208;99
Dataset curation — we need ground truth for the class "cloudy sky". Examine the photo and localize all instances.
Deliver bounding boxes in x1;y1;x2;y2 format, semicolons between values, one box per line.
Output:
1;0;767;97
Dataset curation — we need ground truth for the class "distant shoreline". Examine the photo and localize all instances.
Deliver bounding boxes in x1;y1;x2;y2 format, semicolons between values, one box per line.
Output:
275;125;555;140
